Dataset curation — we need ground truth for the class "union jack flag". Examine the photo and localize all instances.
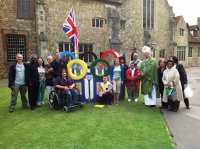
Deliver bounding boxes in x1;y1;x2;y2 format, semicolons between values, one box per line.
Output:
62;7;79;50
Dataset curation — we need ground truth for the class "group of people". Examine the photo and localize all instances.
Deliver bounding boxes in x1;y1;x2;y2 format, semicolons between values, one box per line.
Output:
98;46;190;112
8;52;79;112
8;46;190;112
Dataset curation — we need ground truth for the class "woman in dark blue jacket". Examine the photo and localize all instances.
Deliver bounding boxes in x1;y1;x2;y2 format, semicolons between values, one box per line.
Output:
25;56;40;110
110;58;124;104
119;56;128;100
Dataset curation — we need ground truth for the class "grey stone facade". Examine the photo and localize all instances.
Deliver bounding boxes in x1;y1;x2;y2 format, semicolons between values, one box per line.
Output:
1;0;194;78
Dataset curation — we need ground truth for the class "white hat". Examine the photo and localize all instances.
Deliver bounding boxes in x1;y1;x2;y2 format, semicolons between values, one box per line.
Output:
47;56;53;60
142;46;151;53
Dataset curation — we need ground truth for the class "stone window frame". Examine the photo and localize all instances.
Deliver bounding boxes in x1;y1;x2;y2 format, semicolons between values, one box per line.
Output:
58;43;94;63
188;47;193;57
143;0;155;29
177;46;186;61
159;49;165;58
14;0;35;20
2;30;29;64
179;29;184;37
120;20;126;30
92;18;105;28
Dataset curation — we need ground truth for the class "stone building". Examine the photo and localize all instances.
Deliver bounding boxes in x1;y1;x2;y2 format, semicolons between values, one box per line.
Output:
0;0;178;78
174;16;200;67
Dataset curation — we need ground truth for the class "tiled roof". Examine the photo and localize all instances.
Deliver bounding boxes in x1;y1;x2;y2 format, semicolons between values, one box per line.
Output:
188;25;199;31
173;16;182;26
188;32;200;43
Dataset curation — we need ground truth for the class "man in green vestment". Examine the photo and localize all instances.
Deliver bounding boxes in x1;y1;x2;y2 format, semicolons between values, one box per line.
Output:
140;46;160;107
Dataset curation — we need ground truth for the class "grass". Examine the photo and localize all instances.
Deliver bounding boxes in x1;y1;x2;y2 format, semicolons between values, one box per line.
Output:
0;86;174;149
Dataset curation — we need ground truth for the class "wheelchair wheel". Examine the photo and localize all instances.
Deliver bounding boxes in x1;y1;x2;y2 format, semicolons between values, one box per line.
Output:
63;106;68;112
49;91;60;110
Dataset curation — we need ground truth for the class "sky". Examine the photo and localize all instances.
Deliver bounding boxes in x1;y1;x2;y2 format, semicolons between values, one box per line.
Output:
167;0;200;25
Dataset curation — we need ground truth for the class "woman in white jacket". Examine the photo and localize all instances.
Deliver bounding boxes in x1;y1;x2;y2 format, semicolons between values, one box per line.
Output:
162;60;183;112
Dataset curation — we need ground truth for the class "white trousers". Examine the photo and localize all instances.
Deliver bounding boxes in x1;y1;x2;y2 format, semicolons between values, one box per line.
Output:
46;86;54;100
144;85;157;106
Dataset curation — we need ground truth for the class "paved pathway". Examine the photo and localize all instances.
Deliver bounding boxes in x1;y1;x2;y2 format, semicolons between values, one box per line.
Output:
161;67;200;149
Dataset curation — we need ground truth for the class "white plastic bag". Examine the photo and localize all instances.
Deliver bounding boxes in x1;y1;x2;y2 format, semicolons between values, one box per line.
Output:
184;85;194;98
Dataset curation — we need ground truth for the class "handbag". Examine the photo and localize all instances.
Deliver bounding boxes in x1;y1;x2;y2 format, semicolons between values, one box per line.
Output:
169;89;177;102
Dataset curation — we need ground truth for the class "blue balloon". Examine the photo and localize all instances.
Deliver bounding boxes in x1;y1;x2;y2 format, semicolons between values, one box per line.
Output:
60;51;76;68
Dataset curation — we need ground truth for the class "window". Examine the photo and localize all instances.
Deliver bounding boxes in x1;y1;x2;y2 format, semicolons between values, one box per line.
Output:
120;20;126;30
159;50;165;58
193;30;198;37
143;0;155;29
180;29;184;36
152;50;156;58
92;19;104;28
198;48;200;57
177;46;186;61
6;35;26;61
188;47;193;57
58;43;93;62
17;0;30;19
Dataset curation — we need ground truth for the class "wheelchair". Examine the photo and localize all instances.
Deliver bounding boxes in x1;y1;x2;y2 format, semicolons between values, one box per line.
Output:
48;88;84;112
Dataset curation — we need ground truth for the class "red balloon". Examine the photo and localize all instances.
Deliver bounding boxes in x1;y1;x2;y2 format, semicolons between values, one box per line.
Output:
101;50;120;67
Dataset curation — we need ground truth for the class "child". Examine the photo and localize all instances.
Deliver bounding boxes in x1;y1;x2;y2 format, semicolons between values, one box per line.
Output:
126;61;140;102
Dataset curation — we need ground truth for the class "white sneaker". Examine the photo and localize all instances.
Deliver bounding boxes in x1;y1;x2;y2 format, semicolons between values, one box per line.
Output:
37;102;41;106
128;99;131;102
41;102;45;105
135;99;138;102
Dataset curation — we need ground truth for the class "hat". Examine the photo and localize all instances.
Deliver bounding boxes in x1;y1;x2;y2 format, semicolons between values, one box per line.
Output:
142;46;151;53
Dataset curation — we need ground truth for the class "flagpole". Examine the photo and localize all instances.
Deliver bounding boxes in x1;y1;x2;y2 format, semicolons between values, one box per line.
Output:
74;0;79;59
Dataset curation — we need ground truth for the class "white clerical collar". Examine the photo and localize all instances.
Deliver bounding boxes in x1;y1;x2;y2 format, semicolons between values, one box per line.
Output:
145;58;150;61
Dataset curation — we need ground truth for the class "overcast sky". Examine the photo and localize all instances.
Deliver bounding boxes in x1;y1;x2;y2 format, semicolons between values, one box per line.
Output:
167;0;200;25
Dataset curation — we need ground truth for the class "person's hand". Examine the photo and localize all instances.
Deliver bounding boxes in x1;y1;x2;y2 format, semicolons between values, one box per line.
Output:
121;81;124;85
63;86;69;90
167;83;171;88
111;81;114;84
11;86;15;91
99;93;103;97
49;68;53;71
69;86;74;89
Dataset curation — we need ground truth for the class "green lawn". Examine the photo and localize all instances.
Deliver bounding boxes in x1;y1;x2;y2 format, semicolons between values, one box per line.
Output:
0;86;174;149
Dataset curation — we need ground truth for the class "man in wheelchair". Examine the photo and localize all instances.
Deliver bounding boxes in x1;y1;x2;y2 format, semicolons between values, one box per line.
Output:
54;69;81;109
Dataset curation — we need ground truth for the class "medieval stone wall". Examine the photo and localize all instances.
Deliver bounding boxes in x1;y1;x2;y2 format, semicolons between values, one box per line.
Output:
175;16;188;67
188;43;200;66
0;0;36;78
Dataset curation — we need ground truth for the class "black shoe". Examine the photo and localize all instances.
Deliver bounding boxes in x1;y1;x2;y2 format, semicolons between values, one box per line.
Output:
9;109;14;113
186;106;190;109
73;104;77;107
172;109;178;112
107;103;112;107
167;108;174;111
74;102;81;105
31;107;35;111
163;107;168;109
23;106;29;109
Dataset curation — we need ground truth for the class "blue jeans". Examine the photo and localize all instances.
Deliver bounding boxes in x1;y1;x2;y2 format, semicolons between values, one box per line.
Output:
65;90;78;106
